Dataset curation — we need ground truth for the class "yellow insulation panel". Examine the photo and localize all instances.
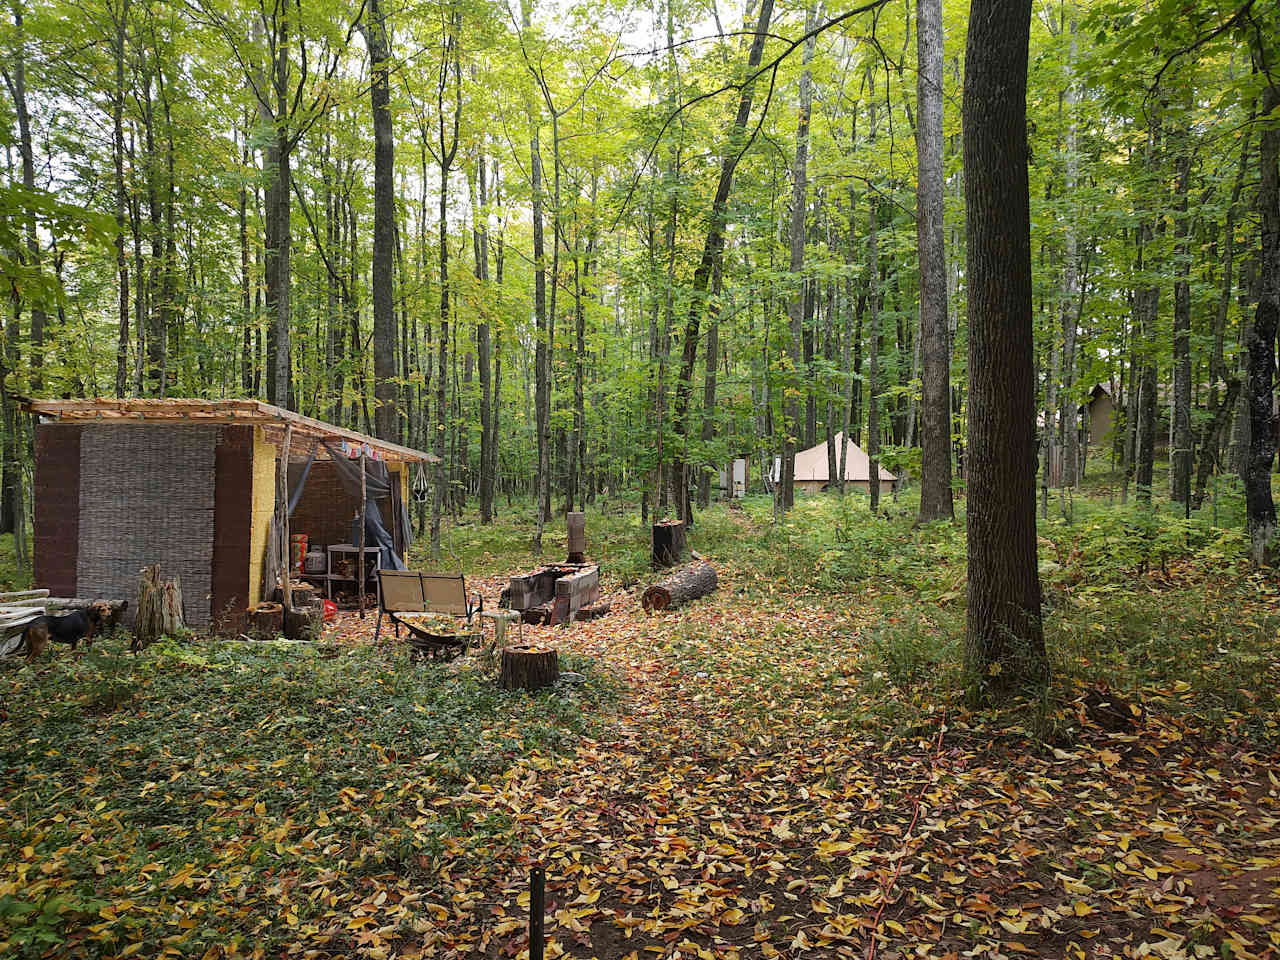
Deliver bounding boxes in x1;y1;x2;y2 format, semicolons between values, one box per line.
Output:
248;427;278;607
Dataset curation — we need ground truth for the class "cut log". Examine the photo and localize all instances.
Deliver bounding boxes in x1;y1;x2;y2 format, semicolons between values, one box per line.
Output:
651;520;687;568
641;561;718;613
133;564;185;650
499;645;560;691
567;511;586;563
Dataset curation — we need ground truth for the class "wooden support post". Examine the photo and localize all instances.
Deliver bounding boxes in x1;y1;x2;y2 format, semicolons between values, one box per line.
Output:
278;424;293;614
358;447;367;618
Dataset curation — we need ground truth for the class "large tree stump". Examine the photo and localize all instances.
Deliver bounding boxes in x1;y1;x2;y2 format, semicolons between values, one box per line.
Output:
499;645;560;691
134;564;185;649
641;560;718;613
652;520;687;568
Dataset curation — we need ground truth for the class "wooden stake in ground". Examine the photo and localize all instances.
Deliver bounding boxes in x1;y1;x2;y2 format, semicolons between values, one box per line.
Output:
499;645;559;690
641;560;717;612
134;564;185;650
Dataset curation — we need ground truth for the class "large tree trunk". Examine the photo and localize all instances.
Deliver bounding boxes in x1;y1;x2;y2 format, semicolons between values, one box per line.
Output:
477;143;494;524
962;0;1045;698
1171;123;1193;506
6;4;46;393
113;0;131;398
525;0;549;552
867;77;881;513
365;0;398;442
1246;82;1279;564
1058;17;1081;488
782;4;817;513
915;0;953;520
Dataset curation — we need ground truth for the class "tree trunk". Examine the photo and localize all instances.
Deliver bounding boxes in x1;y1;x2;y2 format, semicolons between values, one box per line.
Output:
1058;17;1081;488
642;560;718;612
962;0;1045;698
477;144;494;524
669;0;775;522
782;4;817;513
1171;115;1194;506
916;0;953;520
365;0;398;442
134;564;185;649
867;76;882;513
113;0;131;398
1246;81;1279;564
6;4;46;393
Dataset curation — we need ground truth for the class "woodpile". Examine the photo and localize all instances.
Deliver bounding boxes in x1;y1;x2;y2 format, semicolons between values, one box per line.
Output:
651;520;687;568
499;645;559;691
641;560;718;613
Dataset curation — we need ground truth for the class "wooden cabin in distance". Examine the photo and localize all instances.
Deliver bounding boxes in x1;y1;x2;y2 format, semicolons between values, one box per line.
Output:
23;398;436;632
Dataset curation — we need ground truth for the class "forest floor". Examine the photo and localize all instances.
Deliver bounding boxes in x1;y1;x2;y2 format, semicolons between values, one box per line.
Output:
3;476;1280;959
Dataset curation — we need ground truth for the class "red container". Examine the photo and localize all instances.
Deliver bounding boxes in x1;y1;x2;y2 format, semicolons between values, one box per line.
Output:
290;533;309;573
322;599;338;622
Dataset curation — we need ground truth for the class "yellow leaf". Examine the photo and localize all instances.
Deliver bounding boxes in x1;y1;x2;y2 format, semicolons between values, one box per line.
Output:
1073;901;1094;917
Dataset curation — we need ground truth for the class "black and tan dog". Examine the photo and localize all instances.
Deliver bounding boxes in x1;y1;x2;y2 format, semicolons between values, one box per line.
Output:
22;601;112;662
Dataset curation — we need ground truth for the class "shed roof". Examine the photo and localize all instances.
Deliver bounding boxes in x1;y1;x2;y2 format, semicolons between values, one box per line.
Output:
20;397;438;463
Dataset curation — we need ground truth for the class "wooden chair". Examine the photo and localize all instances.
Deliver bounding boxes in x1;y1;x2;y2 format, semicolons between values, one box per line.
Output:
375;570;482;659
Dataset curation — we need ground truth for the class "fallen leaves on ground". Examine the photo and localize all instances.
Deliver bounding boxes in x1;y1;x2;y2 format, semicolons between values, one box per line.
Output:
2;563;1278;959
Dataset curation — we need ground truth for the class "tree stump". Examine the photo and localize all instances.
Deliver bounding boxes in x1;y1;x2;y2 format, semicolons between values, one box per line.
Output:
499;645;560;691
134;564;185;649
652;520;687;568
248;603;284;639
641;560;718;612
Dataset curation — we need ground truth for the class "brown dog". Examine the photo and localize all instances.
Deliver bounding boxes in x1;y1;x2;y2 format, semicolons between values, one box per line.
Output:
22;602;111;662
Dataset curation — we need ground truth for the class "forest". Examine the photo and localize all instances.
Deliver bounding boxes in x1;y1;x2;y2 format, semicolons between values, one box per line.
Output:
2;0;1280;957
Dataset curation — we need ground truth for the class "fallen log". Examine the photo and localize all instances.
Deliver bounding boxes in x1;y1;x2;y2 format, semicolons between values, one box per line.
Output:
641;560;718;613
499;644;559;691
575;601;611;621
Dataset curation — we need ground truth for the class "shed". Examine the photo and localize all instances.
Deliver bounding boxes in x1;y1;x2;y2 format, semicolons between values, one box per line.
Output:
769;432;897;495
1087;384;1117;445
23;398;436;632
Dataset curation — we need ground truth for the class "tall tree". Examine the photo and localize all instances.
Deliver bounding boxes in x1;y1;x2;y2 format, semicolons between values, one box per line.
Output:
363;0;398;442
962;0;1045;697
781;3;817;512
1245;78;1279;564
915;0;953;521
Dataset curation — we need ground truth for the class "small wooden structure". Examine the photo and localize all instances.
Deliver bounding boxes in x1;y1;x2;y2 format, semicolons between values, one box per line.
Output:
506;564;600;625
642;560;718;612
22;398;436;632
500;645;559;690
651;520;687;568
